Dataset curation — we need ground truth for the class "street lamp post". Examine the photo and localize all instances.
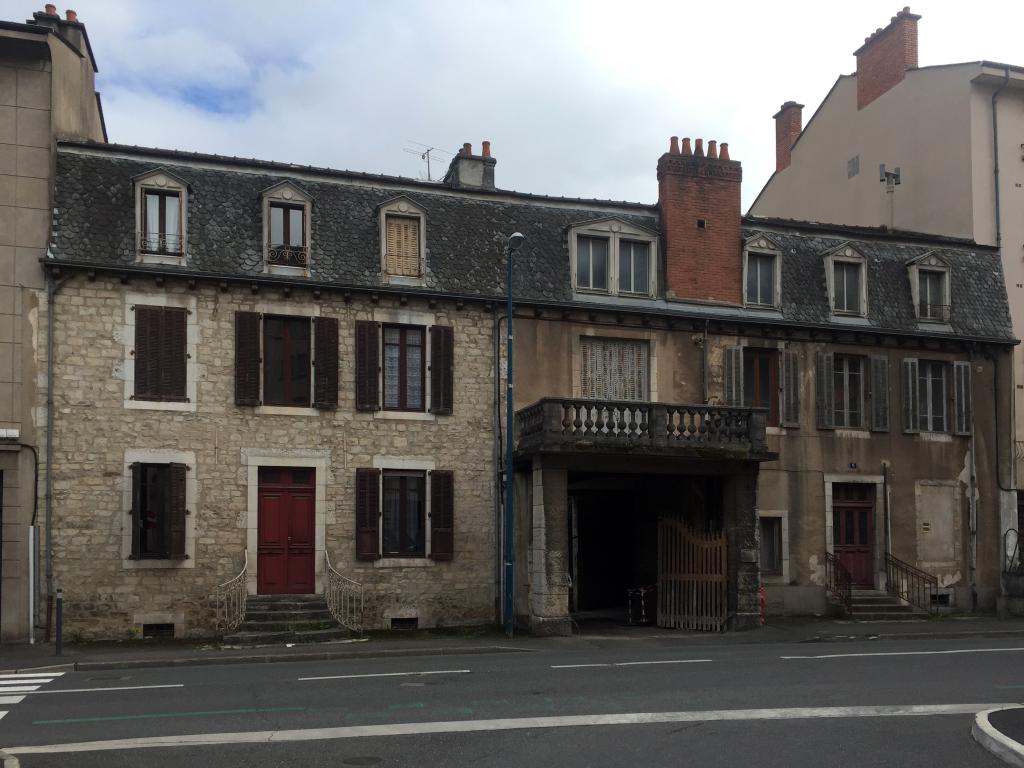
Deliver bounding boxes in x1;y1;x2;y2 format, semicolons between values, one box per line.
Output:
504;232;525;639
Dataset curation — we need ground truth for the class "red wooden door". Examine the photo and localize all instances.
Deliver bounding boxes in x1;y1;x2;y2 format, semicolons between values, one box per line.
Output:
257;467;316;594
833;483;875;587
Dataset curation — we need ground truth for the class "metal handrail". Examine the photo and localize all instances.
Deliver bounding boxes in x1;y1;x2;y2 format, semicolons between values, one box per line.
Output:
824;551;852;613
213;550;247;632
885;553;937;612
325;551;364;636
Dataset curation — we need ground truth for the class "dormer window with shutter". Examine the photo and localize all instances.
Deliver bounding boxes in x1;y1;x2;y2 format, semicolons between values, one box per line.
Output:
907;251;951;324
133;169;189;265
379;197;427;284
262;182;313;275
824;244;868;317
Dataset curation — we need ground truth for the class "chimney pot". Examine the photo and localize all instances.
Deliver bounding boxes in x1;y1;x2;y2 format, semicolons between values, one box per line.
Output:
669;136;680;155
720;143;730;161
694;138;704;157
462;142;472;156
855;8;922;109
681;137;692;156
65;8;77;21
481;140;491;158
707;140;718;159
44;4;56;15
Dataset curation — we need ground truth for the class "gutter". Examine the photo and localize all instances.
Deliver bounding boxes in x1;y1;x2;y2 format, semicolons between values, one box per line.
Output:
991;66;1011;246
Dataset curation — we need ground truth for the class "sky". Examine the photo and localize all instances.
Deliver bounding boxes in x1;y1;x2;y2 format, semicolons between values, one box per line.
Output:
5;0;1024;209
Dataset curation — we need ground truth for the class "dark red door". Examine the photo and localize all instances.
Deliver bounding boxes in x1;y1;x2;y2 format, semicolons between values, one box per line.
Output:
833;483;875;587
257;467;316;594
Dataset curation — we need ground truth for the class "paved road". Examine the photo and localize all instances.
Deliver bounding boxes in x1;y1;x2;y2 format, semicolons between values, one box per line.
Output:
1;635;1020;767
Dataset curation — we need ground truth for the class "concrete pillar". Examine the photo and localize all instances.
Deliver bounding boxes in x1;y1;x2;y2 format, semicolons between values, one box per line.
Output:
723;466;760;630
528;457;571;635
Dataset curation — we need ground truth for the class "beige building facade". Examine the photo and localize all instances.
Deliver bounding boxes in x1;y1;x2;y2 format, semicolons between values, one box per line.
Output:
0;8;104;642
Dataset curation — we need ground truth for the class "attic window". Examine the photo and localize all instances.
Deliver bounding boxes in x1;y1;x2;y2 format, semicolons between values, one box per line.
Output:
907;252;951;324
569;219;657;298
378;198;427;284
134;170;188;265
262;182;313;275
824;245;867;317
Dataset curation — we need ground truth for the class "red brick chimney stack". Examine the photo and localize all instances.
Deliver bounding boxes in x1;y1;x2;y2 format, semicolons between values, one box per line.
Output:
657;136;743;304
773;101;804;172
854;6;921;109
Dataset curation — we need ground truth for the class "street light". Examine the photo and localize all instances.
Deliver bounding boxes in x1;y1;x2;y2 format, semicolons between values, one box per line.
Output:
504;231;525;639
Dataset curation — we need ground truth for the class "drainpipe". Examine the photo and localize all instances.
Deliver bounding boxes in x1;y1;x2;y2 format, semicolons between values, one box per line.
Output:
44;270;64;642
991;66;1010;246
492;311;503;622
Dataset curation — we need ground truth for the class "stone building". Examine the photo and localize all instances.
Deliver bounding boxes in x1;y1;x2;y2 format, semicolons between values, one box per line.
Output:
43;128;1015;638
0;6;104;642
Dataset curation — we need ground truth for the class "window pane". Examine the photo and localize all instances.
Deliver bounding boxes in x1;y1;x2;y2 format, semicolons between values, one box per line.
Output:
619;242;632;292
592;238;608;289
931;365;945;431
760;517;782;574
263;316;286;405
918;364;929;431
759;255;774;305
846;264;861;312
833;357;846;427
164;194;180;241
577;241;591;289
287;317;310;405
382;475;401;555
848;358;862;427
405;329;423;409
144;193;160;250
633;245;649;294
858;509;869;546
404;475;425;555
746;256;759;304
270;205;284;246
289;208;304;247
383;328;401;409
140;464;167;558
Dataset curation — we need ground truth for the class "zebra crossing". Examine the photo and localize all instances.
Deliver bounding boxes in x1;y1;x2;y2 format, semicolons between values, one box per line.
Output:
0;672;64;720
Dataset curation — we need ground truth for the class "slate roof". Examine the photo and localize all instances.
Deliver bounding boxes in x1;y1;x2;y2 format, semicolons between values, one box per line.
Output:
50;142;1014;343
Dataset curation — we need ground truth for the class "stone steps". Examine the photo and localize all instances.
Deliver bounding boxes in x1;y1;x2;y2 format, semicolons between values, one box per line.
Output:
846;589;928;622
223;594;351;646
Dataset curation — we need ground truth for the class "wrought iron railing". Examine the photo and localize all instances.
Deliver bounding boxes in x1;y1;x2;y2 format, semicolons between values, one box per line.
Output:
516;398;768;453
824;551;852;613
918;303;951;323
139;231;183;254
1004;529;1024;575
213;549;247;632
326;551;364;635
885;553;937;613
267;243;309;268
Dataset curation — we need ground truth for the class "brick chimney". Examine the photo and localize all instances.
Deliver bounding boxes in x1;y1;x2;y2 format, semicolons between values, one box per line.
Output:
443;141;496;191
854;7;921;109
657;136;743;304
773;101;804;172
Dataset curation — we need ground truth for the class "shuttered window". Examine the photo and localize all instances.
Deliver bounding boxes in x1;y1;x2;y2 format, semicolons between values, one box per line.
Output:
724;346;743;406
902;358;920;433
429;325;454;415
580;338;649;400
382;471;426;557
781;350;800;427
743;348;779;427
263;315;311;407
429;470;454;561
953;361;972;435
355;321;381;411
134;305;187;402
385;216;421;277
130;462;187;560
383;325;425;411
355;468;381;561
815;351;835;429
313;317;339;410
833;355;864;429
918;360;947;432
869;356;889;431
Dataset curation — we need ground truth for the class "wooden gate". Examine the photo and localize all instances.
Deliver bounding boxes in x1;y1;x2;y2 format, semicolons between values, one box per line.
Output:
657;518;728;631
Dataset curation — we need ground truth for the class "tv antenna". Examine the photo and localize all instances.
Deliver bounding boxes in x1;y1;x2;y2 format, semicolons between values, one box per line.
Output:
879;164;901;230
403;141;454;181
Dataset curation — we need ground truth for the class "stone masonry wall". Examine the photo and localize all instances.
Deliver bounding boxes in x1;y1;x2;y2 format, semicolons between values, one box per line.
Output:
41;274;496;639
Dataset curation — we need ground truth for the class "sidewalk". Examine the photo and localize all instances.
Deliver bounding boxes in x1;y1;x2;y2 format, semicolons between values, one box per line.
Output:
3;615;1024;673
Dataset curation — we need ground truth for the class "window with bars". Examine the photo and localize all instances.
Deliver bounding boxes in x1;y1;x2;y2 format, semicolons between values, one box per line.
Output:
141;191;182;254
832;260;864;315
576;236;610;292
385;215;422;277
745;252;776;307
580;338;649;401
618;240;650;294
133;305;187;402
759;516;783;575
833;355;864;429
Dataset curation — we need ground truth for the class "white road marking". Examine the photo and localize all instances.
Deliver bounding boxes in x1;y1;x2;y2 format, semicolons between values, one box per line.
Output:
552;660;712;669
0;696;25;705
0;686;39;693
18;684;185;695
298;670;471;682
0;711;6;721
551;664;610;669
6;704;1000;755
783;647;1024;660
0;674;61;680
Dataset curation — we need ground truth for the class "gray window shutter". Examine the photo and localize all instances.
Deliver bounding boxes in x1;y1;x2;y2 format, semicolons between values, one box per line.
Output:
815;351;835;429
724;346;743;406
953;361;972;436
902;358;920;433
870;355;889;432
781;350;800;427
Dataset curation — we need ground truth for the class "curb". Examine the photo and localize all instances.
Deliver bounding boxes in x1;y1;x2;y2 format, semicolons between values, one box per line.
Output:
973;706;1024;767
0;750;18;768
72;643;531;671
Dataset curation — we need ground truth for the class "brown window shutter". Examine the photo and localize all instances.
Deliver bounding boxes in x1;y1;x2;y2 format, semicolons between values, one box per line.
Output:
133;306;161;400
167;463;188;559
355;468;381;560
354;320;380;412
313;316;339;409
235;311;261;406
429;325;454;415
429;470;454;561
161;307;188;401
130;462;142;560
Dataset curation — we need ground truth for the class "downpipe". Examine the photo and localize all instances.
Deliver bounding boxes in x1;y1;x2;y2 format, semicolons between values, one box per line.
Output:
44;270;66;642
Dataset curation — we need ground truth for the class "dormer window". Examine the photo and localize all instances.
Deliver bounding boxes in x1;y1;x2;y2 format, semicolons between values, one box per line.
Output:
378;197;427;284
134;168;188;265
743;235;782;309
824;244;867;317
569;219;658;298
907;252;951;323
262;181;312;275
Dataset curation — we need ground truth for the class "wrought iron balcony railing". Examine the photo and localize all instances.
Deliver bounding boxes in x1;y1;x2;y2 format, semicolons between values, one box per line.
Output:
515;398;769;456
139;232;183;255
267;242;309;269
918;303;951;322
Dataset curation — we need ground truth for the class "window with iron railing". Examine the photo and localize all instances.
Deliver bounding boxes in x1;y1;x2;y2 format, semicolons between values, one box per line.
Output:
141;190;182;254
918;269;949;321
267;202;308;268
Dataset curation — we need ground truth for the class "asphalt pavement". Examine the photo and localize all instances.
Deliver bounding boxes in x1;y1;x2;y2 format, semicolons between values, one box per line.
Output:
1;629;1022;767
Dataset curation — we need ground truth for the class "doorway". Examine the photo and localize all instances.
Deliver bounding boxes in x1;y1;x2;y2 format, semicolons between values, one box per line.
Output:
833;482;875;587
257;466;315;594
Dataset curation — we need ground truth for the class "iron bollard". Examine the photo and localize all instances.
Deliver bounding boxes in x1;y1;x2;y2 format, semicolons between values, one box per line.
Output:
55;589;63;656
